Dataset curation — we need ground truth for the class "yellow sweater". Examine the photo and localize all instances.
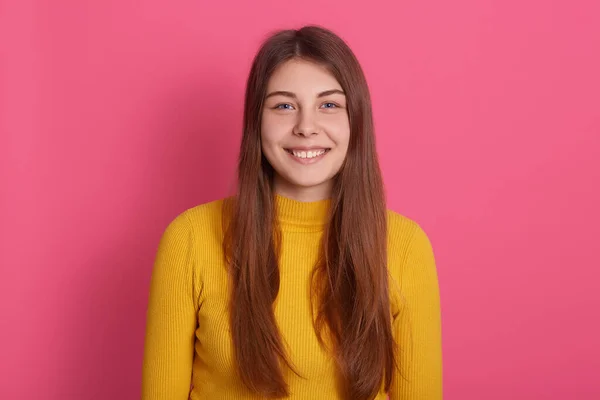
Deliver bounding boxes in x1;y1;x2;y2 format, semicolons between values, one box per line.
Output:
141;194;442;399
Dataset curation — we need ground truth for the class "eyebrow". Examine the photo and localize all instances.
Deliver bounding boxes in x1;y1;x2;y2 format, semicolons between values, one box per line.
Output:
264;89;345;99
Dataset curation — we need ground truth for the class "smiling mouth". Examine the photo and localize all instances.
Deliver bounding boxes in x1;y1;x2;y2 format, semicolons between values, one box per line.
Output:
284;148;331;159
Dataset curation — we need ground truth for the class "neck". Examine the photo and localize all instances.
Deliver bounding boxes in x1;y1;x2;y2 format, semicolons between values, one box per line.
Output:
273;175;333;202
274;193;330;232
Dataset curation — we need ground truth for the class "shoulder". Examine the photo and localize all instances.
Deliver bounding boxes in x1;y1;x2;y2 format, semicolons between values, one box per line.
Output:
386;208;438;303
159;197;229;250
386;209;434;256
179;197;227;227
169;197;228;229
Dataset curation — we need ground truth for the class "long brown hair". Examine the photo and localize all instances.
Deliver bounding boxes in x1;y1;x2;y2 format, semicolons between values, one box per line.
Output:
222;25;396;400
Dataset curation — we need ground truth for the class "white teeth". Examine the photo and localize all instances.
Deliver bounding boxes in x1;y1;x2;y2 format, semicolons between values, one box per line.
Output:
290;149;326;159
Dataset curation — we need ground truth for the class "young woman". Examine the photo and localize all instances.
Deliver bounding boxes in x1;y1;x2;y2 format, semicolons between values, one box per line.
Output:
141;25;442;400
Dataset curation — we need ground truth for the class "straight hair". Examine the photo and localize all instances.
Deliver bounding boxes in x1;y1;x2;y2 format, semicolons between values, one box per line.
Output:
222;25;396;400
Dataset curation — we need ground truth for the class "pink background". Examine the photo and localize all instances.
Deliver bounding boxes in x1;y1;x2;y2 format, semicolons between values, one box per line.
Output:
1;0;599;399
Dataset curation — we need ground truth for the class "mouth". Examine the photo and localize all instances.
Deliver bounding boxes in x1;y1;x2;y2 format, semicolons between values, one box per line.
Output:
283;148;331;165
284;148;331;159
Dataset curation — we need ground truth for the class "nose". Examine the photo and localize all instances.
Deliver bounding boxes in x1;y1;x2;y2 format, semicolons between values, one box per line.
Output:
293;109;318;137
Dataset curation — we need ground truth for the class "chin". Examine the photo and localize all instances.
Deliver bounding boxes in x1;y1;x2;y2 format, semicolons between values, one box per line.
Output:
287;177;332;189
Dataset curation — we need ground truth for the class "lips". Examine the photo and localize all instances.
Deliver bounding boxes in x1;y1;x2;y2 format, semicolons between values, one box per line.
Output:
286;148;330;159
284;147;331;151
284;148;331;159
282;146;331;164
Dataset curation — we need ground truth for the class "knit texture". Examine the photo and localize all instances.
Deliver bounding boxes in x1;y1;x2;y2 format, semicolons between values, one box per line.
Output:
141;194;442;399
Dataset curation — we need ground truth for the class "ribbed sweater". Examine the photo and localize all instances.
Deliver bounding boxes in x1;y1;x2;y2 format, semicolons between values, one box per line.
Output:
141;194;442;399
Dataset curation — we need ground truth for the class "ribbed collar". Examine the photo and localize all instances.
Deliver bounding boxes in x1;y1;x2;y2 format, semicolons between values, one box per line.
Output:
274;194;330;232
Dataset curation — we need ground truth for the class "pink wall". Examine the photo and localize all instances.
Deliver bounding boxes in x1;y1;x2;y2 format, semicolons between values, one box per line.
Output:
1;0;599;398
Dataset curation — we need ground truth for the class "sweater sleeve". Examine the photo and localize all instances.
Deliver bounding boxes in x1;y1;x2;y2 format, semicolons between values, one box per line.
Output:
141;212;199;400
389;224;443;400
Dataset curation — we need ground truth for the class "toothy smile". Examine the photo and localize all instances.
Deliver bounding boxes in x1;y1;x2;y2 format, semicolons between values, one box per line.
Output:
284;148;331;159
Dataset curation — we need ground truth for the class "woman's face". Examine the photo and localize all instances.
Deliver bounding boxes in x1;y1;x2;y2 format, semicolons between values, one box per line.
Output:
261;59;350;202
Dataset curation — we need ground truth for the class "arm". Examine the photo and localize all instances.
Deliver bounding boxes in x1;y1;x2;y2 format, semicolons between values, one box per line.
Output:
141;212;199;399
389;224;443;400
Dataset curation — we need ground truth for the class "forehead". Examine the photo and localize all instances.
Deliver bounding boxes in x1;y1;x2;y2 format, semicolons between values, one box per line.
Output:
266;59;342;93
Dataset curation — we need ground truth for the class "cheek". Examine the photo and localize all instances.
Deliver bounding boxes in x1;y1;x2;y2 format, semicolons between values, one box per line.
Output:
323;118;351;148
260;116;276;152
261;114;289;146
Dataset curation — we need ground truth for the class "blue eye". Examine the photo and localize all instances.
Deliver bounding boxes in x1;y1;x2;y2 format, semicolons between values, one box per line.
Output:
322;102;338;109
275;104;294;110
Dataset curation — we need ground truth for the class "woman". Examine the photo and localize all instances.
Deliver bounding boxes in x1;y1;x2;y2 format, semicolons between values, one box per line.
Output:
141;25;442;400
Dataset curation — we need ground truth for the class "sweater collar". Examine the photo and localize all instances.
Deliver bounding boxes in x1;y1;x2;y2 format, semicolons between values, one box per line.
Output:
274;193;330;232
